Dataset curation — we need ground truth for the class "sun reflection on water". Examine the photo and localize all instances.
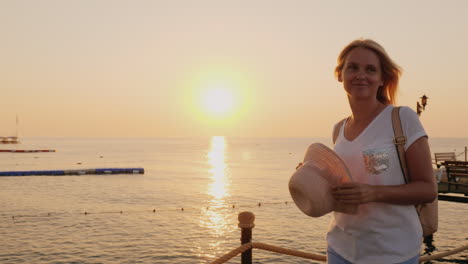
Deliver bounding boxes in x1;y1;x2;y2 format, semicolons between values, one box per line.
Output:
196;136;235;259
208;136;230;200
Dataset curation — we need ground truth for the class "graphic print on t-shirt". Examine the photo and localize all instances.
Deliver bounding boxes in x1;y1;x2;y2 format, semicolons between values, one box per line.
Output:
363;147;392;174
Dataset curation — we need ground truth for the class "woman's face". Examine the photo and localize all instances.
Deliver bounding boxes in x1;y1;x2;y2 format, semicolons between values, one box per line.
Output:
339;47;384;102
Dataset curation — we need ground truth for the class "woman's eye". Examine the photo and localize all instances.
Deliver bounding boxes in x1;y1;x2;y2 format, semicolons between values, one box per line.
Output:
367;67;377;73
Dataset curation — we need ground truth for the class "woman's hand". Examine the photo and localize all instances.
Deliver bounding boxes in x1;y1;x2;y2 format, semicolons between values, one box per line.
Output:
332;183;378;204
331;137;436;206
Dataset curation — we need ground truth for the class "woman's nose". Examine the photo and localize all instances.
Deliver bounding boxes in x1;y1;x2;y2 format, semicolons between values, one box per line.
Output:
355;70;366;80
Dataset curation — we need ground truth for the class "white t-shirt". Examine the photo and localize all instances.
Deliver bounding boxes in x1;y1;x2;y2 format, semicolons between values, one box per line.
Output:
327;105;427;264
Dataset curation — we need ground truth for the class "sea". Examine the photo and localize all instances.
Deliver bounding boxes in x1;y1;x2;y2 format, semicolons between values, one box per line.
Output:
0;137;467;264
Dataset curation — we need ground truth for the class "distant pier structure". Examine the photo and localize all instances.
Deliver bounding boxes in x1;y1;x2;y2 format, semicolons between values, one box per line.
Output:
0;136;19;144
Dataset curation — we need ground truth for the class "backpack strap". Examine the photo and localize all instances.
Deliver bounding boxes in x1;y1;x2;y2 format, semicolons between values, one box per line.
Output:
332;119;346;145
392;106;409;183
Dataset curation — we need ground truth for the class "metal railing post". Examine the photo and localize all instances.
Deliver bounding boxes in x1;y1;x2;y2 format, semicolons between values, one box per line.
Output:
238;211;255;264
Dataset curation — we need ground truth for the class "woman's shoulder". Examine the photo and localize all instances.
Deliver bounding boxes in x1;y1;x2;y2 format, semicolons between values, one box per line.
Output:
389;105;419;122
395;105;418;116
333;118;347;132
332;118;347;144
334;118;347;127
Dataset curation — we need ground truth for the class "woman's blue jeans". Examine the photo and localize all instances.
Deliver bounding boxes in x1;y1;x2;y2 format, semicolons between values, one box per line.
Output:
327;247;419;264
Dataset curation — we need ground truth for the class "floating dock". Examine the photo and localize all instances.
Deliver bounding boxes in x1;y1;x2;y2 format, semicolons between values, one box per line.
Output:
0;149;56;153
0;168;144;177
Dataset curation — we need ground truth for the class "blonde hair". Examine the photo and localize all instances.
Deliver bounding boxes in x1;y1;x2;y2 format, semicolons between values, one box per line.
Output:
334;39;402;105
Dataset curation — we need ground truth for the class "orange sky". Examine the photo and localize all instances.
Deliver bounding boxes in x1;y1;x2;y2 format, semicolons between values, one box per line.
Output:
1;0;468;138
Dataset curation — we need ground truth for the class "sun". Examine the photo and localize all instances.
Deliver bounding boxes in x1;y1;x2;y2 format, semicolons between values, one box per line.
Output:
202;87;235;116
201;86;235;117
184;68;253;127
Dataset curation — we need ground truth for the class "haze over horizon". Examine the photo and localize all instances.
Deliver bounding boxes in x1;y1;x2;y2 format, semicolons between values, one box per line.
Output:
2;0;468;138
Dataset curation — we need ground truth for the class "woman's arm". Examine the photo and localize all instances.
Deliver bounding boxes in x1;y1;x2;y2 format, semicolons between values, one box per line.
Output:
332;137;437;205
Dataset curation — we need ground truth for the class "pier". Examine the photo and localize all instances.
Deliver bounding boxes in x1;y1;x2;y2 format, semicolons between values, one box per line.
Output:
436;160;468;202
434;149;468;202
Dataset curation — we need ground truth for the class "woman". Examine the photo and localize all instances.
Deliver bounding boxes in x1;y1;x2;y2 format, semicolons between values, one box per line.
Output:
328;39;437;264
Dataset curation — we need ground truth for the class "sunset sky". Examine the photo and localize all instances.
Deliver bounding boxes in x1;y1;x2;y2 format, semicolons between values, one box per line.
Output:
1;0;467;138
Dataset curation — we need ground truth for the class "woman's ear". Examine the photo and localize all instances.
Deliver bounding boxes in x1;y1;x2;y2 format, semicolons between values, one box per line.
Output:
338;74;343;82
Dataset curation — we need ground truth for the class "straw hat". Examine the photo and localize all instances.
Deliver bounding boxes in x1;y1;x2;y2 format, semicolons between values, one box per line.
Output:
289;143;356;217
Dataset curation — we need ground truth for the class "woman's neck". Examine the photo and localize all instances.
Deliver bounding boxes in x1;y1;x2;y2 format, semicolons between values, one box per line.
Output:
343;99;388;141
348;99;387;124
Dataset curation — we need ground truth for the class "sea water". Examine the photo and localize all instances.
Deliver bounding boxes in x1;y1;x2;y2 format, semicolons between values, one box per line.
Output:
0;137;467;263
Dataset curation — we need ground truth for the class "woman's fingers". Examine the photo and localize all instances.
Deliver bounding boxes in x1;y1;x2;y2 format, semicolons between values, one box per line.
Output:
332;182;357;190
295;162;303;170
332;183;376;204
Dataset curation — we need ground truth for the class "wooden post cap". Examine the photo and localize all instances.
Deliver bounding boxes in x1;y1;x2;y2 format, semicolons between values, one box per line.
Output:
238;211;255;228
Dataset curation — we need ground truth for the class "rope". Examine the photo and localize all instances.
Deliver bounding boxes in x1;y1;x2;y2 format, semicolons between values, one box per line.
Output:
455;151;465;158
210;242;327;264
252;242;326;262
419;243;468;262
210;242;468;264
210;242;252;264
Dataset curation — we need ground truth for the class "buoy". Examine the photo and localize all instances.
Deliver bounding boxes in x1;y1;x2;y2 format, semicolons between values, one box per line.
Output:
5;201;305;220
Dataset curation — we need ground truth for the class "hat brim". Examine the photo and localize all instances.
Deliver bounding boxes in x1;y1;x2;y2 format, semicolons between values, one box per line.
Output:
289;163;334;217
304;143;352;185
289;143;356;217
